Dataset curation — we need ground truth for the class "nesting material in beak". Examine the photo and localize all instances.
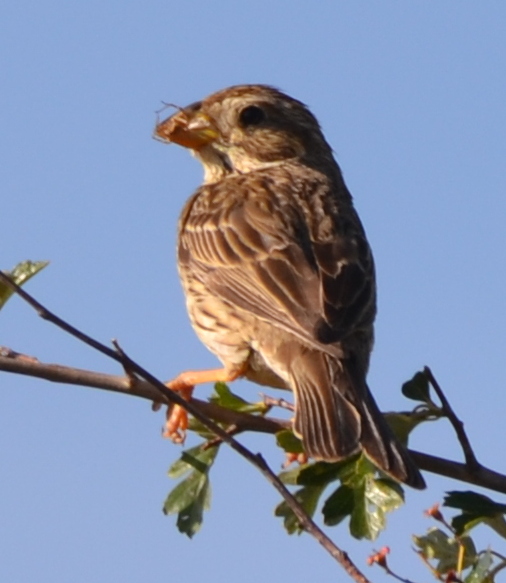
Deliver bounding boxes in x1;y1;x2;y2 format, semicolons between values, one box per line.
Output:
155;108;219;150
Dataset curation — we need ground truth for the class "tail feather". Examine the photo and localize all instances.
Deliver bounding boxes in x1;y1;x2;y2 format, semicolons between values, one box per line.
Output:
292;352;361;460
290;351;425;490
359;387;425;489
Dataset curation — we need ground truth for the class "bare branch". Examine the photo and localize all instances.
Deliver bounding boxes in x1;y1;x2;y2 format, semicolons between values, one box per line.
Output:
424;366;480;472
0;349;287;433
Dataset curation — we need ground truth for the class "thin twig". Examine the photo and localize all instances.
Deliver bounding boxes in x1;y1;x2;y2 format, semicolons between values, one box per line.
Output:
0;271;372;583
368;548;419;583
203;424;240;449
488;551;506;580
382;567;418;583
415;550;445;581
261;393;295;412
424;366;481;472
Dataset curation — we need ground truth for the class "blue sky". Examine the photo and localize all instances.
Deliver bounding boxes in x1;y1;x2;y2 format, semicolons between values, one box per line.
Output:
2;2;506;582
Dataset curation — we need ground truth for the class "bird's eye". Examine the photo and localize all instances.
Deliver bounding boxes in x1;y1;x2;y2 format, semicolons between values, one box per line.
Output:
238;105;266;127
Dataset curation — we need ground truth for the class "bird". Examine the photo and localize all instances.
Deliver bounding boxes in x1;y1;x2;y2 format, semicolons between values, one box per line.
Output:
154;84;425;489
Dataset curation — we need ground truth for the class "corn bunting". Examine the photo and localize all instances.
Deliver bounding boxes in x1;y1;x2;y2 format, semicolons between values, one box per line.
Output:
155;84;425;489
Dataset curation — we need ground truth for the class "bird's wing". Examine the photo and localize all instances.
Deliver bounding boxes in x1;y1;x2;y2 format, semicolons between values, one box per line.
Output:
178;179;375;352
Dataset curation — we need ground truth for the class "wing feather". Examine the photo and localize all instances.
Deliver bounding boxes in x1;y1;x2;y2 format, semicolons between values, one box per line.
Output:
178;176;374;353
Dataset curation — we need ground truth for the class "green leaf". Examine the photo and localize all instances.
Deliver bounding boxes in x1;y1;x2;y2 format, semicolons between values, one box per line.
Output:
276;429;304;454
322;485;354;526
465;549;493;583
413;527;476;573
0;260;49;310
164;444;219;537
444;491;506;515
340;454;375;487
452;513;506;539
451;513;485;536
167;444;218;478
297;461;347;486
384;410;429;446
368;478;404;511
164;470;208;514
444;491;506;538
210;382;268;414
278;459;349;487
402;371;431;403
175;476;212;538
278;465;306;486
349;476;404;540
350;480;384;540
277;456;404;538
275;484;326;535
187;417;219;440
483;515;506;540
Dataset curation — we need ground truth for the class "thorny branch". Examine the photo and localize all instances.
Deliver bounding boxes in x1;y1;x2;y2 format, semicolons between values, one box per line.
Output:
0;271;372;583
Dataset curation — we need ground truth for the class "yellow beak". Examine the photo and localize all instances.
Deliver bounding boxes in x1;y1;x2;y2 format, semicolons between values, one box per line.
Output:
155;109;219;150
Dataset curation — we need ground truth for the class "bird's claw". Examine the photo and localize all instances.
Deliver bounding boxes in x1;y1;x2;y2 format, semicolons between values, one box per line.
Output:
164;404;189;444
163;383;194;444
282;451;309;468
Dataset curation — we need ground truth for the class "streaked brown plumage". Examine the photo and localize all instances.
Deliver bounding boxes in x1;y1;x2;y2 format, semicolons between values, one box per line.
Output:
155;84;425;489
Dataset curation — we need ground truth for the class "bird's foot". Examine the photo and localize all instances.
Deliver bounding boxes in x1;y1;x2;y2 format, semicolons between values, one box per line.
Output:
162;365;246;444
163;381;194;444
282;451;309;468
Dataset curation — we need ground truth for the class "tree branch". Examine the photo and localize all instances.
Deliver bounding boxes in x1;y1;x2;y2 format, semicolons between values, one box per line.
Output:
0;347;287;433
0;271;372;583
424;366;481;472
2;350;506;495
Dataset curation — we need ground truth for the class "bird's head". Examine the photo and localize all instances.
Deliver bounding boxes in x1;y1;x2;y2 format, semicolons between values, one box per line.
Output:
154;85;335;183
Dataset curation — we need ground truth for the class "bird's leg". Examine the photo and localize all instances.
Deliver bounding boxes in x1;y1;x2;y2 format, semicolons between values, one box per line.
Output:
282;452;309;468
163;365;245;443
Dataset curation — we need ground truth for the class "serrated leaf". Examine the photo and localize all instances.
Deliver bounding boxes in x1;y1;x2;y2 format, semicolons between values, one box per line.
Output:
278;460;346;487
175;476;212;538
276;429;304;454
167;444;218;478
444;491;506;515
465;549;493;583
210;382;268;414
367;478;404;512
297;461;346;486
278;465;306;486
275;484;326;535
322;485;354;526
0;260;49;310
445;491;506;538
164;470;208;514
402;371;431;403
413;527;476;573
340;454;375;487
350;480;385;540
349;476;404;540
164;444;218;537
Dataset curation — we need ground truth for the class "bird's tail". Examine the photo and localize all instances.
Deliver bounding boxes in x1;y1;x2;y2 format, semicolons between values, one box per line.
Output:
290;351;425;489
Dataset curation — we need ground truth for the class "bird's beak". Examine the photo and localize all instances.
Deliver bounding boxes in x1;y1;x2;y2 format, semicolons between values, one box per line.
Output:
154;108;219;150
